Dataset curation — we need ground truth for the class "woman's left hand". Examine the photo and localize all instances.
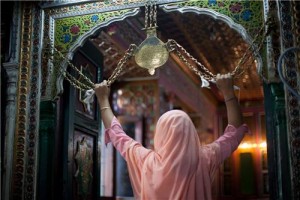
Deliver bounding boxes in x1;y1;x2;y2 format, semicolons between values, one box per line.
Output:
215;73;235;97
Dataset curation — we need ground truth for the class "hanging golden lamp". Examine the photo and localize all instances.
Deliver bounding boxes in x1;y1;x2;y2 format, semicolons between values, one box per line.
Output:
135;1;169;75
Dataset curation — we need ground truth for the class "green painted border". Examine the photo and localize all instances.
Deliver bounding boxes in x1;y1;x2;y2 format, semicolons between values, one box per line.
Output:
53;0;263;52
54;9;136;51
170;0;264;38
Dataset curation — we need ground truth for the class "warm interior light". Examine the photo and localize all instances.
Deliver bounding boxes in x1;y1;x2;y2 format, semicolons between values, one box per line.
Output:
239;142;253;149
259;141;267;148
238;141;267;150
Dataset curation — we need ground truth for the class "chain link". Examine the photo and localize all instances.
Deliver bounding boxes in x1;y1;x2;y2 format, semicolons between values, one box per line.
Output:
144;1;157;29
49;55;93;91
51;44;137;90
167;39;215;81
107;44;137;86
149;1;154;28
167;17;273;81
232;17;272;77
153;2;157;27
64;71;92;90
54;47;94;88
144;1;149;29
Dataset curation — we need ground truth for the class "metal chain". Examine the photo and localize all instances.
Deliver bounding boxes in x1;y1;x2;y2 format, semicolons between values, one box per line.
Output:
54;47;94;88
233;32;268;78
144;1;157;29
64;71;92;90
153;2;157;27
52;44;136;90
107;44;137;86
144;1;149;29
174;49;213;81
149;1;154;28
50;56;93;90
167;17;273;81
232;17;272;77
167;39;215;80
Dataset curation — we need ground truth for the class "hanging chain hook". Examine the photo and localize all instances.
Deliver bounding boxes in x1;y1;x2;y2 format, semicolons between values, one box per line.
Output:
143;0;157;30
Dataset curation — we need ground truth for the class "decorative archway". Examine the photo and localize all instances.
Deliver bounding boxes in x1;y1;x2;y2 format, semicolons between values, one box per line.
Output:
41;0;265;100
9;1;278;200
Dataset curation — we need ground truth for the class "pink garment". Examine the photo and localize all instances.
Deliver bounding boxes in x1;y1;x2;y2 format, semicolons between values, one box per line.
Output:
105;110;248;200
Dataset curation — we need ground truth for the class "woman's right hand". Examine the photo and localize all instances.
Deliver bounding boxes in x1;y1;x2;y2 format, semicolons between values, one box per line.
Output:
94;80;110;101
94;80;114;128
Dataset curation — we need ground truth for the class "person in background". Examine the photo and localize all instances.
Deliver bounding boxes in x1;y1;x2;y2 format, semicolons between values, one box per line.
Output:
94;73;248;200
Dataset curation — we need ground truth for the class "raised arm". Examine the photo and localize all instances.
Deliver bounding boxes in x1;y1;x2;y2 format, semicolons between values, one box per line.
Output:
94;80;114;128
94;80;151;162
94;80;132;156
216;73;243;127
205;73;247;164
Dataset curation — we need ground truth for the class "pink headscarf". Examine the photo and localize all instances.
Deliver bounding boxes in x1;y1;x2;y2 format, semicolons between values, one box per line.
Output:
126;110;221;200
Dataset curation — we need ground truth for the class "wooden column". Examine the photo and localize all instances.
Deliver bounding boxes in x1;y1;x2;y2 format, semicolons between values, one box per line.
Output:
37;101;56;200
263;82;292;200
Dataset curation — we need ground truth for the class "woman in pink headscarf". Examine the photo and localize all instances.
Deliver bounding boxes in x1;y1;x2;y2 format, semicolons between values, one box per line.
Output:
94;73;248;200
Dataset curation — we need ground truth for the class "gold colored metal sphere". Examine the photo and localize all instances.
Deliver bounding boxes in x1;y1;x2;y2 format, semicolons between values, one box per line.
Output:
135;29;169;75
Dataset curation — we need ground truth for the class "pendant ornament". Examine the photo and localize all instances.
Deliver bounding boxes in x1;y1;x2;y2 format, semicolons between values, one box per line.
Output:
135;1;169;75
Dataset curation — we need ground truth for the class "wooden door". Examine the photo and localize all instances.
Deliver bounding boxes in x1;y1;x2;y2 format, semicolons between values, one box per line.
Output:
61;42;103;200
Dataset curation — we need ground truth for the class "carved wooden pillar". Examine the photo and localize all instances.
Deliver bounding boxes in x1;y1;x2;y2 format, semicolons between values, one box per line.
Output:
262;0;300;199
10;2;43;199
2;63;18;200
264;83;292;200
277;1;300;199
37;101;56;200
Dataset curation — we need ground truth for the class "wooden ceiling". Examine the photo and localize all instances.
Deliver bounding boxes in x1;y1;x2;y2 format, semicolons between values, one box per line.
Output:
90;7;264;103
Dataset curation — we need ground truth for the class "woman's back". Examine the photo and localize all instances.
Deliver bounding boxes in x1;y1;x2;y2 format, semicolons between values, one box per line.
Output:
126;110;221;200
